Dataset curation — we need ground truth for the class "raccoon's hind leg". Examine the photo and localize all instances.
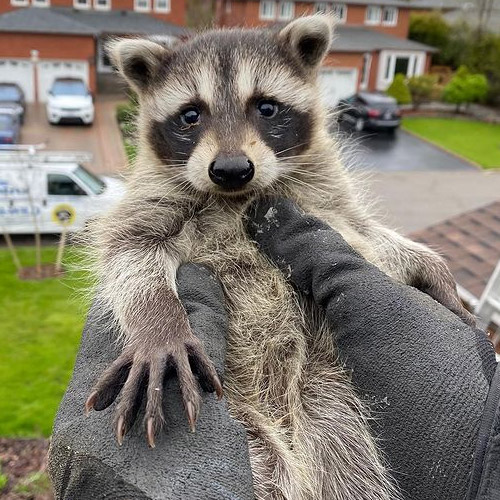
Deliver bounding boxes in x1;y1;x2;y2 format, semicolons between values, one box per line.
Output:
370;226;476;326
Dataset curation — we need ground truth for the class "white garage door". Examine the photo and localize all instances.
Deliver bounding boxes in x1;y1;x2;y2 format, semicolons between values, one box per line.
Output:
319;68;358;108
37;60;89;103
0;59;34;102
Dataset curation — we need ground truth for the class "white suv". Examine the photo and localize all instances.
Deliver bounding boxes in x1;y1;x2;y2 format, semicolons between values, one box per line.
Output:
46;78;94;125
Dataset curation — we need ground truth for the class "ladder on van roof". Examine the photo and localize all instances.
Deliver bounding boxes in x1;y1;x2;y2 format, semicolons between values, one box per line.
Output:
0;144;93;165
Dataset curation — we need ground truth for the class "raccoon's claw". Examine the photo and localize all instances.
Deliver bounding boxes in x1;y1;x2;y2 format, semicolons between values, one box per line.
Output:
85;335;223;447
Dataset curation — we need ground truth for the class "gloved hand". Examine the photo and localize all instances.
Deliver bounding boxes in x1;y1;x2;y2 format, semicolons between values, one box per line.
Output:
48;264;254;500
246;197;500;500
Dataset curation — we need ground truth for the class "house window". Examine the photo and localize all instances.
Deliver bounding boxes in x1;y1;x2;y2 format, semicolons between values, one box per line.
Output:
259;0;276;20
74;0;91;9
332;4;347;23
382;7;398;26
94;0;111;9
314;2;329;14
154;0;170;12
278;1;294;20
10;0;29;6
32;0;50;6
134;0;151;12
365;5;381;25
360;53;371;90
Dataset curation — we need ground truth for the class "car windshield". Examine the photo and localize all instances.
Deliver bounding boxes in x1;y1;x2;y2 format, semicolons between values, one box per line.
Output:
0;86;21;101
0;115;13;131
51;81;87;96
73;165;105;195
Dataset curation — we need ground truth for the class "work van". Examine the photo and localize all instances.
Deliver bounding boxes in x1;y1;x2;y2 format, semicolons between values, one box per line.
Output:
0;148;124;234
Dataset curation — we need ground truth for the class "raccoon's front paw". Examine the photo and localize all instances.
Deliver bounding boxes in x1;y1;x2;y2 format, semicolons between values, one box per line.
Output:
85;335;223;448
414;270;476;327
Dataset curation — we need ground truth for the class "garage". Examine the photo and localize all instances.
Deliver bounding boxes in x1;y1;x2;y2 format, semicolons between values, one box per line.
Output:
319;68;359;108
0;58;34;102
37;60;90;103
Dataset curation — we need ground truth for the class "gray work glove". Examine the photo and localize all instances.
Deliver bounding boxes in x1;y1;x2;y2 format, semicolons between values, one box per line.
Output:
48;263;254;500
245;197;499;500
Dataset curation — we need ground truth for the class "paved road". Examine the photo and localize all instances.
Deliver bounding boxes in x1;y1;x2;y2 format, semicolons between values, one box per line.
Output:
19;95;128;175
339;128;476;172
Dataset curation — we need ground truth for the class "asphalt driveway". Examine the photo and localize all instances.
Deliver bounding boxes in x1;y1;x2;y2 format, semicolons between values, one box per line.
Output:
338;128;477;172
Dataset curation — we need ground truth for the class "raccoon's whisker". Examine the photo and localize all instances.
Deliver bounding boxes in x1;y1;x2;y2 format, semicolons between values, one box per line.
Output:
275;142;309;157
280;174;330;197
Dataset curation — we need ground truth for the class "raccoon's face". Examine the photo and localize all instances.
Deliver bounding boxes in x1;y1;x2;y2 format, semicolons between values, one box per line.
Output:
110;16;333;197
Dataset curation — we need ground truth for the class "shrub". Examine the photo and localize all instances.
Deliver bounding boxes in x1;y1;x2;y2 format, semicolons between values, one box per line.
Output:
386;74;412;105
407;74;438;109
116;102;137;125
442;65;489;111
410;13;451;64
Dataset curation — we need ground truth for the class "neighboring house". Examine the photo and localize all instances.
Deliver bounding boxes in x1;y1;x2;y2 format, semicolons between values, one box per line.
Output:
412;200;500;350
216;0;437;105
0;1;188;102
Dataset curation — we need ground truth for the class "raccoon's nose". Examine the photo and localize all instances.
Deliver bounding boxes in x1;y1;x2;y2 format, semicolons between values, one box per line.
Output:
209;155;255;190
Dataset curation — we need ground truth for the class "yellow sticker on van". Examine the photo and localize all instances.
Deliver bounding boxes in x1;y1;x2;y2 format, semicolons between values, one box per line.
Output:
52;204;76;227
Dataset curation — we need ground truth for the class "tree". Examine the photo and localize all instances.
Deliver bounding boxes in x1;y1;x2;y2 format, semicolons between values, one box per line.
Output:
442;65;489;111
386;74;412;105
462;32;500;105
407;74;438;109
409;12;451;66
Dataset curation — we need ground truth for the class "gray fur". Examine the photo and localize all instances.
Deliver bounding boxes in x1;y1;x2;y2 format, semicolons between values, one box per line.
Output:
87;16;472;499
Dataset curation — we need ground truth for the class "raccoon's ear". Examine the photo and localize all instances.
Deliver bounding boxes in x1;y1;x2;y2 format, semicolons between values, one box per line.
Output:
278;15;334;69
106;38;169;92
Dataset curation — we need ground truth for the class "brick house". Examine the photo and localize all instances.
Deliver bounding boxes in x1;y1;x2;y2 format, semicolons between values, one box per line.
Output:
0;1;187;102
216;0;437;105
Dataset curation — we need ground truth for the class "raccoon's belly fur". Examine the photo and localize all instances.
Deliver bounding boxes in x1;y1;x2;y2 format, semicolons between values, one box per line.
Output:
193;226;396;500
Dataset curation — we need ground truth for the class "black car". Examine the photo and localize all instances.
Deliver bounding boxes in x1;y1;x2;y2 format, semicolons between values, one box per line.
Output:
0;111;21;145
337;92;401;133
0;83;26;124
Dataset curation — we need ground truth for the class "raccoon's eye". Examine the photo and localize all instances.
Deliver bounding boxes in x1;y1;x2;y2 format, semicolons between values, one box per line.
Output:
180;106;201;126
257;100;278;118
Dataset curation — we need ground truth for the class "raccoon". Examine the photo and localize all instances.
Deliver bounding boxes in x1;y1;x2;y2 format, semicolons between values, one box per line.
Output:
85;16;473;500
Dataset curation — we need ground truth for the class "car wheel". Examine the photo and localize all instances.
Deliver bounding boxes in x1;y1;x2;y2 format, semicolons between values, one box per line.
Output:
354;118;364;132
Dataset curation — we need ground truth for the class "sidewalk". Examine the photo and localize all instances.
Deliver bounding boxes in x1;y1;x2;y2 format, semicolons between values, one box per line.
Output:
367;170;500;234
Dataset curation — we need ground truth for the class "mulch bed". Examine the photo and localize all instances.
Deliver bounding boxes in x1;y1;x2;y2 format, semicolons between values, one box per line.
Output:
0;438;53;499
17;265;65;281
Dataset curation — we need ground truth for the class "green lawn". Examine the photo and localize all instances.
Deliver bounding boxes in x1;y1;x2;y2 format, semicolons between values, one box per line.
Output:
0;246;90;437
402;118;500;169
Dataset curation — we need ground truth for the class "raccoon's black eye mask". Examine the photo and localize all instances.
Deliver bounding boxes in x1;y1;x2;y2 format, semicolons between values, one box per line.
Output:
149;94;312;165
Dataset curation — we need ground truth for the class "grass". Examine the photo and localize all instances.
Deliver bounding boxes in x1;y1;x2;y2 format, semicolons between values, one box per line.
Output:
0;246;90;437
0;466;7;493
12;471;51;497
402;117;500;169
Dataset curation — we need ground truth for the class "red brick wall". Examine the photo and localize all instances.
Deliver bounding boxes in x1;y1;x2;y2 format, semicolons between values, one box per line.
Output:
0;0;186;26
323;51;365;89
0;32;97;92
367;51;379;91
219;1;411;39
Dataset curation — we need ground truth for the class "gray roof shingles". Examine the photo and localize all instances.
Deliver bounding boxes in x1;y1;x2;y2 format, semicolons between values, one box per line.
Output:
412;201;500;301
332;25;437;52
0;7;97;35
0;7;187;37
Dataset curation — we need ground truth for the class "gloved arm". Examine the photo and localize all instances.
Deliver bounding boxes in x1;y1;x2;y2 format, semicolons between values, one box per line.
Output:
246;197;500;500
48;264;254;500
